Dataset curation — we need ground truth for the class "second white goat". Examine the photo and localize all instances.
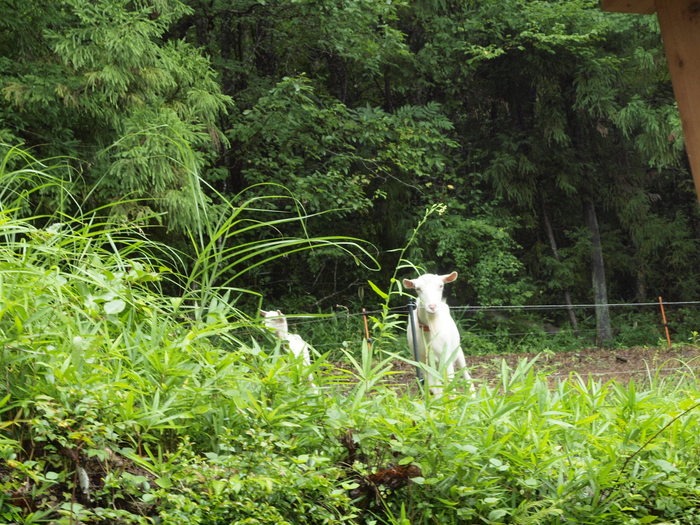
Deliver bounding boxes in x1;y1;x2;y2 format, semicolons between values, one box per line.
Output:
403;271;472;395
261;309;314;383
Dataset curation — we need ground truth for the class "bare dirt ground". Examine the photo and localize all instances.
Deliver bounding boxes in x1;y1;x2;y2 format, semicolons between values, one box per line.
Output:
389;345;700;388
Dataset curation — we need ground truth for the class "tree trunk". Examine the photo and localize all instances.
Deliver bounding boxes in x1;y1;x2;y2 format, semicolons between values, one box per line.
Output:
585;200;613;347
542;201;579;332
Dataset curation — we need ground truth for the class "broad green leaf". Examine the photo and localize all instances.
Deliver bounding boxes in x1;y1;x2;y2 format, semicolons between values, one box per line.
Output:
104;299;126;315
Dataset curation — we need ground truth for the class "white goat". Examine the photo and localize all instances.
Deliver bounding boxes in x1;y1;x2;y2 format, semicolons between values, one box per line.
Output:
260;309;314;383
403;271;472;395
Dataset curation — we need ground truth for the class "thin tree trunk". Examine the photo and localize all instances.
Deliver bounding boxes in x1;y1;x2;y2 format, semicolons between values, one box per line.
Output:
636;268;647;303
585;200;613;347
542;201;579;332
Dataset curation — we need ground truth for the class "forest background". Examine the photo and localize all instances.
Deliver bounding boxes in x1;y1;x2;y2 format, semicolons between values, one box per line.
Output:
3;0;700;347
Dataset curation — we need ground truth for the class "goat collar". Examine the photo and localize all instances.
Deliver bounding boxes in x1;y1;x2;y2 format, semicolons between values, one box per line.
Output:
415;310;431;332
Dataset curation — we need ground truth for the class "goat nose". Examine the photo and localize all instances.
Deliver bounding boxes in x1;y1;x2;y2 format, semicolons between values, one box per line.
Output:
427;303;437;311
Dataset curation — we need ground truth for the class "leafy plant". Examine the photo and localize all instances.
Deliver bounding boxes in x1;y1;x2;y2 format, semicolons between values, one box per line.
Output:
1;0;230;233
0;145;376;523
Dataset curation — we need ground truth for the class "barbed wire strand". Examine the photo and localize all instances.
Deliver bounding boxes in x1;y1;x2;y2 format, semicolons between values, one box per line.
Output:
280;300;700;327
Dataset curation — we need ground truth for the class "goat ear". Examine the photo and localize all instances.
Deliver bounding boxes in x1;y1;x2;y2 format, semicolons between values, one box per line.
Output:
260;310;268;316
442;271;458;283
403;278;415;289
276;309;283;315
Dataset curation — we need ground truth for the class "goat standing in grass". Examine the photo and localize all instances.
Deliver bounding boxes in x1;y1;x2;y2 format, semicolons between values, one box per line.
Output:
403;272;472;395
261;309;314;384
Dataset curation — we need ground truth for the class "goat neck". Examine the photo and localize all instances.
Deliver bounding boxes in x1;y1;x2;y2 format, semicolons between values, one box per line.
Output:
416;300;450;331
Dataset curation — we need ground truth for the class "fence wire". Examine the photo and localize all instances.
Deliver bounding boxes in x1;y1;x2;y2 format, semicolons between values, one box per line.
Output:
281;300;700;326
251;300;700;381
269;300;696;356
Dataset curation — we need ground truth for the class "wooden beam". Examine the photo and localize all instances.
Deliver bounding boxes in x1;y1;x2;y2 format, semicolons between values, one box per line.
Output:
600;0;656;14
656;0;700;199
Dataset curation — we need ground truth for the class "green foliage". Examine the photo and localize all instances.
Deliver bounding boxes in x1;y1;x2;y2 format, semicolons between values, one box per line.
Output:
0;143;78;216
1;0;231;232
5;0;698;319
410;200;532;306
180;0;410;106
230;76;373;216
180;180;379;324
3;176;700;523
2;0;700;515
459;321;585;356
403;0;696;314
227;72;466;308
151;433;357;524
0;145;374;523
231;75;458;219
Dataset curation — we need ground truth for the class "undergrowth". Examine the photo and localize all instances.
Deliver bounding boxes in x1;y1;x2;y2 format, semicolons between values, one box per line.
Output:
2;146;700;524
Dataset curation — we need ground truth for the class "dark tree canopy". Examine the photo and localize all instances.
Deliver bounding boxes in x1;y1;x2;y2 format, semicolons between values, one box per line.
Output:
1;0;698;318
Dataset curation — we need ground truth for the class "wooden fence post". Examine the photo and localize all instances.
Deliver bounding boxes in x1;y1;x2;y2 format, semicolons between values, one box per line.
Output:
658;296;672;348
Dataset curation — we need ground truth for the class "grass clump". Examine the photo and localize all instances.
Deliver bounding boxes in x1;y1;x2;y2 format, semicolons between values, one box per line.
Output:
0;146;365;523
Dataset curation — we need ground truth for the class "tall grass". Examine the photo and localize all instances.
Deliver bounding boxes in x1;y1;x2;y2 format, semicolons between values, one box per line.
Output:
2;145;700;524
329;362;700;524
181;181;379;323
0;144;372;523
